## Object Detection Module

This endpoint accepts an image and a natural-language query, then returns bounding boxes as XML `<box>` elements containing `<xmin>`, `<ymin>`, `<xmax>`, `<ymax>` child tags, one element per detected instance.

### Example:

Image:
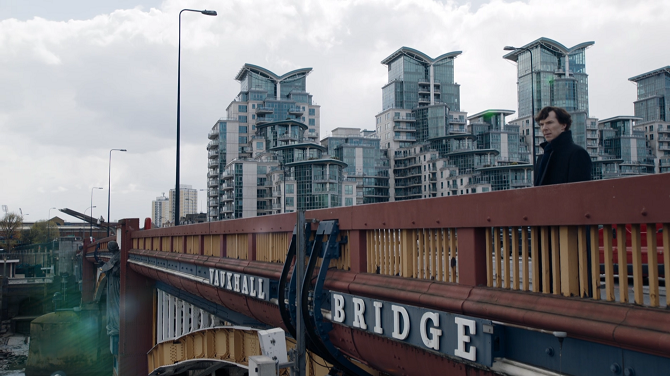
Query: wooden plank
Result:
<box><xmin>486</xmin><ymin>228</ymin><xmax>492</xmax><ymax>287</ymax></box>
<box><xmin>647</xmin><ymin>223</ymin><xmax>659</xmax><ymax>307</ymax></box>
<box><xmin>512</xmin><ymin>227</ymin><xmax>519</xmax><ymax>290</ymax></box>
<box><xmin>450</xmin><ymin>229</ymin><xmax>457</xmax><ymax>283</ymax></box>
<box><xmin>502</xmin><ymin>227</ymin><xmax>510</xmax><ymax>289</ymax></box>
<box><xmin>394</xmin><ymin>230</ymin><xmax>400</xmax><ymax>276</ymax></box>
<box><xmin>551</xmin><ymin>226</ymin><xmax>561</xmax><ymax>295</ymax></box>
<box><xmin>577</xmin><ymin>227</ymin><xmax>588</xmax><ymax>298</ymax></box>
<box><xmin>616</xmin><ymin>224</ymin><xmax>629</xmax><ymax>303</ymax></box>
<box><xmin>521</xmin><ymin>227</ymin><xmax>529</xmax><ymax>291</ymax></box>
<box><xmin>602</xmin><ymin>226</ymin><xmax>615</xmax><ymax>301</ymax></box>
<box><xmin>531</xmin><ymin>227</ymin><xmax>540</xmax><ymax>293</ymax></box>
<box><xmin>664</xmin><ymin>224</ymin><xmax>670</xmax><ymax>308</ymax></box>
<box><xmin>494</xmin><ymin>227</ymin><xmax>502</xmax><ymax>288</ymax></box>
<box><xmin>417</xmin><ymin>230</ymin><xmax>424</xmax><ymax>279</ymax></box>
<box><xmin>429</xmin><ymin>229</ymin><xmax>436</xmax><ymax>280</ymax></box>
<box><xmin>630</xmin><ymin>224</ymin><xmax>643</xmax><ymax>305</ymax></box>
<box><xmin>438</xmin><ymin>229</ymin><xmax>445</xmax><ymax>282</ymax></box>
<box><xmin>559</xmin><ymin>226</ymin><xmax>579</xmax><ymax>297</ymax></box>
<box><xmin>541</xmin><ymin>227</ymin><xmax>550</xmax><ymax>294</ymax></box>
<box><xmin>590</xmin><ymin>226</ymin><xmax>600</xmax><ymax>301</ymax></box>
<box><xmin>401</xmin><ymin>230</ymin><xmax>412</xmax><ymax>278</ymax></box>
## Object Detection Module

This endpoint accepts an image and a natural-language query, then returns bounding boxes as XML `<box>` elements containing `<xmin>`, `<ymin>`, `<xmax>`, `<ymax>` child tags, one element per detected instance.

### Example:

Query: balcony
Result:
<box><xmin>208</xmin><ymin>128</ymin><xmax>219</xmax><ymax>139</ymax></box>
<box><xmin>208</xmin><ymin>159</ymin><xmax>219</xmax><ymax>168</ymax></box>
<box><xmin>208</xmin><ymin>149</ymin><xmax>219</xmax><ymax>159</ymax></box>
<box><xmin>207</xmin><ymin>179</ymin><xmax>218</xmax><ymax>188</ymax></box>
<box><xmin>394</xmin><ymin>135</ymin><xmax>416</xmax><ymax>141</ymax></box>
<box><xmin>207</xmin><ymin>140</ymin><xmax>219</xmax><ymax>150</ymax></box>
<box><xmin>394</xmin><ymin>125</ymin><xmax>416</xmax><ymax>132</ymax></box>
<box><xmin>219</xmin><ymin>206</ymin><xmax>233</xmax><ymax>214</ymax></box>
<box><xmin>394</xmin><ymin>115</ymin><xmax>416</xmax><ymax>122</ymax></box>
<box><xmin>278</xmin><ymin>133</ymin><xmax>298</xmax><ymax>142</ymax></box>
<box><xmin>659</xmin><ymin>144</ymin><xmax>670</xmax><ymax>151</ymax></box>
<box><xmin>288</xmin><ymin>106</ymin><xmax>304</xmax><ymax>115</ymax></box>
<box><xmin>448</xmin><ymin>125</ymin><xmax>467</xmax><ymax>133</ymax></box>
<box><xmin>207</xmin><ymin>171</ymin><xmax>218</xmax><ymax>179</ymax></box>
<box><xmin>255</xmin><ymin>106</ymin><xmax>274</xmax><ymax>115</ymax></box>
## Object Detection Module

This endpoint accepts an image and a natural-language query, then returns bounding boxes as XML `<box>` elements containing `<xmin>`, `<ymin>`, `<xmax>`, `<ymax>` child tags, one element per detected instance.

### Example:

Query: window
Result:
<box><xmin>239</xmin><ymin>136</ymin><xmax>247</xmax><ymax>143</ymax></box>
<box><xmin>238</xmin><ymin>105</ymin><xmax>247</xmax><ymax>112</ymax></box>
<box><xmin>309</xmin><ymin>119</ymin><xmax>315</xmax><ymax>126</ymax></box>
<box><xmin>345</xmin><ymin>198</ymin><xmax>353</xmax><ymax>206</ymax></box>
<box><xmin>252</xmin><ymin>114</ymin><xmax>256</xmax><ymax>119</ymax></box>
<box><xmin>286</xmin><ymin>184</ymin><xmax>294</xmax><ymax>194</ymax></box>
<box><xmin>286</xmin><ymin>197</ymin><xmax>294</xmax><ymax>207</ymax></box>
<box><xmin>239</xmin><ymin>126</ymin><xmax>248</xmax><ymax>133</ymax></box>
<box><xmin>309</xmin><ymin>129</ymin><xmax>315</xmax><ymax>133</ymax></box>
<box><xmin>651</xmin><ymin>134</ymin><xmax>654</xmax><ymax>140</ymax></box>
<box><xmin>256</xmin><ymin>142</ymin><xmax>263</xmax><ymax>150</ymax></box>
<box><xmin>650</xmin><ymin>125</ymin><xmax>654</xmax><ymax>132</ymax></box>
<box><xmin>252</xmin><ymin>104</ymin><xmax>256</xmax><ymax>109</ymax></box>
<box><xmin>238</xmin><ymin>115</ymin><xmax>248</xmax><ymax>123</ymax></box>
<box><xmin>345</xmin><ymin>185</ymin><xmax>353</xmax><ymax>195</ymax></box>
<box><xmin>309</xmin><ymin>108</ymin><xmax>315</xmax><ymax>116</ymax></box>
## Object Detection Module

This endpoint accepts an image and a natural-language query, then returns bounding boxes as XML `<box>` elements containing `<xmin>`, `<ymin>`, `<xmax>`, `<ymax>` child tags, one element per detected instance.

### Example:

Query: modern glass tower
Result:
<box><xmin>628</xmin><ymin>66</ymin><xmax>670</xmax><ymax>173</ymax></box>
<box><xmin>208</xmin><ymin>64</ymin><xmax>321</xmax><ymax>221</ymax></box>
<box><xmin>503</xmin><ymin>38</ymin><xmax>595</xmax><ymax>157</ymax></box>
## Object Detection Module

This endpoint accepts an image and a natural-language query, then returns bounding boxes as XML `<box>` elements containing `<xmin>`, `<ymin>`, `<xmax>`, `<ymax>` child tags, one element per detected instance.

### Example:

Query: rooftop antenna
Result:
<box><xmin>2</xmin><ymin>205</ymin><xmax>7</xmax><ymax>214</ymax></box>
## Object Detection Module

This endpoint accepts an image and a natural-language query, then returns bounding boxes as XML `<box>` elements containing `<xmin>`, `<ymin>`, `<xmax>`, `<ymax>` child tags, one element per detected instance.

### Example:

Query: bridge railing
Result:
<box><xmin>130</xmin><ymin>174</ymin><xmax>669</xmax><ymax>309</ymax></box>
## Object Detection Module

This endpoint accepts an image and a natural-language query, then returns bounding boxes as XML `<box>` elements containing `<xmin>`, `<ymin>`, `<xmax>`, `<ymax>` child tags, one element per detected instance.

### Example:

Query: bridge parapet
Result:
<box><xmin>123</xmin><ymin>174</ymin><xmax>670</xmax><ymax>373</ymax></box>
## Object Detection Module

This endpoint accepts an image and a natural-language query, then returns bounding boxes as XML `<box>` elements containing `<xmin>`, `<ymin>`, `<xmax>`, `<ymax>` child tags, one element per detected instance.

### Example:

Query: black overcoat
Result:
<box><xmin>534</xmin><ymin>130</ymin><xmax>592</xmax><ymax>186</ymax></box>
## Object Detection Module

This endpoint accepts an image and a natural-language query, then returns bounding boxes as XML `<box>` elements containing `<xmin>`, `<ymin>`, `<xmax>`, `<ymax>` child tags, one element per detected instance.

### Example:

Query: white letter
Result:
<box><xmin>234</xmin><ymin>274</ymin><xmax>241</xmax><ymax>292</ymax></box>
<box><xmin>226</xmin><ymin>273</ymin><xmax>233</xmax><ymax>290</ymax></box>
<box><xmin>250</xmin><ymin>277</ymin><xmax>257</xmax><ymax>297</ymax></box>
<box><xmin>209</xmin><ymin>269</ymin><xmax>215</xmax><ymax>285</ymax></box>
<box><xmin>242</xmin><ymin>275</ymin><xmax>249</xmax><ymax>294</ymax></box>
<box><xmin>258</xmin><ymin>278</ymin><xmax>266</xmax><ymax>299</ymax></box>
<box><xmin>352</xmin><ymin>298</ymin><xmax>367</xmax><ymax>330</ymax></box>
<box><xmin>219</xmin><ymin>271</ymin><xmax>225</xmax><ymax>288</ymax></box>
<box><xmin>420</xmin><ymin>312</ymin><xmax>442</xmax><ymax>350</ymax></box>
<box><xmin>391</xmin><ymin>305</ymin><xmax>410</xmax><ymax>340</ymax></box>
<box><xmin>373</xmin><ymin>301</ymin><xmax>383</xmax><ymax>334</ymax></box>
<box><xmin>454</xmin><ymin>317</ymin><xmax>476</xmax><ymax>361</ymax></box>
<box><xmin>213</xmin><ymin>270</ymin><xmax>219</xmax><ymax>287</ymax></box>
<box><xmin>333</xmin><ymin>294</ymin><xmax>345</xmax><ymax>323</ymax></box>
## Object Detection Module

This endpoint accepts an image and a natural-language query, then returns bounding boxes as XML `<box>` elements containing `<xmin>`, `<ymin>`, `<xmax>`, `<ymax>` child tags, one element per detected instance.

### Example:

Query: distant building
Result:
<box><xmin>168</xmin><ymin>185</ymin><xmax>197</xmax><ymax>224</ymax></box>
<box><xmin>321</xmin><ymin>128</ymin><xmax>390</xmax><ymax>205</ymax></box>
<box><xmin>504</xmin><ymin>38</ymin><xmax>596</xmax><ymax>157</ymax></box>
<box><xmin>208</xmin><ymin>65</ymin><xmax>321</xmax><ymax>221</ymax></box>
<box><xmin>598</xmin><ymin>116</ymin><xmax>654</xmax><ymax>176</ymax></box>
<box><xmin>628</xmin><ymin>66</ymin><xmax>670</xmax><ymax>173</ymax></box>
<box><xmin>151</xmin><ymin>195</ymin><xmax>169</xmax><ymax>228</ymax></box>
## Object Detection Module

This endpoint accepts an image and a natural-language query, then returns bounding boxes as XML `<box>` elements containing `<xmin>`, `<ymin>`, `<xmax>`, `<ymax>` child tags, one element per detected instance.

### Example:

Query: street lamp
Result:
<box><xmin>108</xmin><ymin>149</ymin><xmax>127</xmax><ymax>236</ymax></box>
<box><xmin>504</xmin><ymin>45</ymin><xmax>536</xmax><ymax>166</ymax></box>
<box><xmin>91</xmin><ymin>187</ymin><xmax>103</xmax><ymax>237</ymax></box>
<box><xmin>175</xmin><ymin>8</ymin><xmax>217</xmax><ymax>227</ymax></box>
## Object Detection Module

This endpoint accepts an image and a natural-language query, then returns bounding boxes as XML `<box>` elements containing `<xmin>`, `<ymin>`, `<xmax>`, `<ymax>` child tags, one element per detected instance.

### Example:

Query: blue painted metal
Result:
<box><xmin>301</xmin><ymin>220</ymin><xmax>371</xmax><ymax>376</ymax></box>
<box><xmin>501</xmin><ymin>325</ymin><xmax>670</xmax><ymax>376</ymax></box>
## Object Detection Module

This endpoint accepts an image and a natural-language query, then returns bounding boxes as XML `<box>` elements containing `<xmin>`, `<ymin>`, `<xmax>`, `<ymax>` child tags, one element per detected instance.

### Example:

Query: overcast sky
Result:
<box><xmin>1</xmin><ymin>0</ymin><xmax>668</xmax><ymax>224</ymax></box>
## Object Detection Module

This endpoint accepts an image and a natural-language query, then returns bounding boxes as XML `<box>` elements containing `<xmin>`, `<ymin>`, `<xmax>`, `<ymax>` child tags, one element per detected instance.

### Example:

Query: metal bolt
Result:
<box><xmin>545</xmin><ymin>347</ymin><xmax>554</xmax><ymax>356</ymax></box>
<box><xmin>624</xmin><ymin>368</ymin><xmax>635</xmax><ymax>376</ymax></box>
<box><xmin>610</xmin><ymin>363</ymin><xmax>621</xmax><ymax>374</ymax></box>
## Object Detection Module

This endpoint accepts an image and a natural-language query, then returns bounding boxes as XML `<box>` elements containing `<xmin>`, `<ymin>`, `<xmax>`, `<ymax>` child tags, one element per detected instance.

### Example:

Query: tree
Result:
<box><xmin>0</xmin><ymin>212</ymin><xmax>23</xmax><ymax>251</ymax></box>
<box><xmin>27</xmin><ymin>220</ymin><xmax>60</xmax><ymax>244</ymax></box>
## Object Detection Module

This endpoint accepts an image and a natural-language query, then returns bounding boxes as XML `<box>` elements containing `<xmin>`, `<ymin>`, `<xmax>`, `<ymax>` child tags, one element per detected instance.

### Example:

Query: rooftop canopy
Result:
<box><xmin>235</xmin><ymin>63</ymin><xmax>312</xmax><ymax>82</ymax></box>
<box><xmin>628</xmin><ymin>66</ymin><xmax>670</xmax><ymax>83</ymax></box>
<box><xmin>381</xmin><ymin>47</ymin><xmax>462</xmax><ymax>66</ymax></box>
<box><xmin>467</xmin><ymin>109</ymin><xmax>515</xmax><ymax>121</ymax></box>
<box><xmin>503</xmin><ymin>37</ymin><xmax>595</xmax><ymax>62</ymax></box>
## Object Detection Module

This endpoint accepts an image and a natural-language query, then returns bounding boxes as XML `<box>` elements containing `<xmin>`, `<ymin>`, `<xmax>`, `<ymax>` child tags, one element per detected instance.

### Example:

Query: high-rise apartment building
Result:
<box><xmin>169</xmin><ymin>184</ymin><xmax>197</xmax><ymax>224</ymax></box>
<box><xmin>208</xmin><ymin>65</ymin><xmax>321</xmax><ymax>221</ymax></box>
<box><xmin>628</xmin><ymin>66</ymin><xmax>670</xmax><ymax>173</ymax></box>
<box><xmin>598</xmin><ymin>116</ymin><xmax>654</xmax><ymax>176</ymax></box>
<box><xmin>321</xmin><ymin>128</ymin><xmax>390</xmax><ymax>205</ymax></box>
<box><xmin>151</xmin><ymin>195</ymin><xmax>169</xmax><ymax>227</ymax></box>
<box><xmin>504</xmin><ymin>38</ymin><xmax>595</xmax><ymax>157</ymax></box>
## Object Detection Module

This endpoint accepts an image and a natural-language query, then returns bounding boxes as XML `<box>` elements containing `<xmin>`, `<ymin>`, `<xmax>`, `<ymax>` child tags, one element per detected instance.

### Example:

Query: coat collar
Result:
<box><xmin>540</xmin><ymin>130</ymin><xmax>574</xmax><ymax>151</ymax></box>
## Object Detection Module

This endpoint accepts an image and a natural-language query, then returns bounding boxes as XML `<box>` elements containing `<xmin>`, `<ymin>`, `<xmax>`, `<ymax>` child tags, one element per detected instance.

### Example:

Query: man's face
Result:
<box><xmin>539</xmin><ymin>111</ymin><xmax>566</xmax><ymax>143</ymax></box>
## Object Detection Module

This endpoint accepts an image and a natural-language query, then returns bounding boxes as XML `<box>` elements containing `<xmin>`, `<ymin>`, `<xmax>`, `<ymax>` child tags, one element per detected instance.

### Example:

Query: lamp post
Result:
<box><xmin>175</xmin><ymin>8</ymin><xmax>217</xmax><ymax>227</ymax></box>
<box><xmin>91</xmin><ymin>187</ymin><xmax>103</xmax><ymax>237</ymax></box>
<box><xmin>47</xmin><ymin>207</ymin><xmax>56</xmax><ymax>246</ymax></box>
<box><xmin>504</xmin><ymin>45</ymin><xmax>536</xmax><ymax>166</ymax></box>
<box><xmin>108</xmin><ymin>149</ymin><xmax>127</xmax><ymax>236</ymax></box>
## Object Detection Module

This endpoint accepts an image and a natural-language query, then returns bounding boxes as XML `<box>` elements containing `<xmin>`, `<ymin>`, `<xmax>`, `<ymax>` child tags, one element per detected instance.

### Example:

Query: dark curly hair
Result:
<box><xmin>535</xmin><ymin>106</ymin><xmax>572</xmax><ymax>130</ymax></box>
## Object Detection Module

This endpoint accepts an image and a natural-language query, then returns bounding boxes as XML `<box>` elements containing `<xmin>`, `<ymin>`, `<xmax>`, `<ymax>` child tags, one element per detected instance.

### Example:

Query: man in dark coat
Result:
<box><xmin>534</xmin><ymin>106</ymin><xmax>592</xmax><ymax>186</ymax></box>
